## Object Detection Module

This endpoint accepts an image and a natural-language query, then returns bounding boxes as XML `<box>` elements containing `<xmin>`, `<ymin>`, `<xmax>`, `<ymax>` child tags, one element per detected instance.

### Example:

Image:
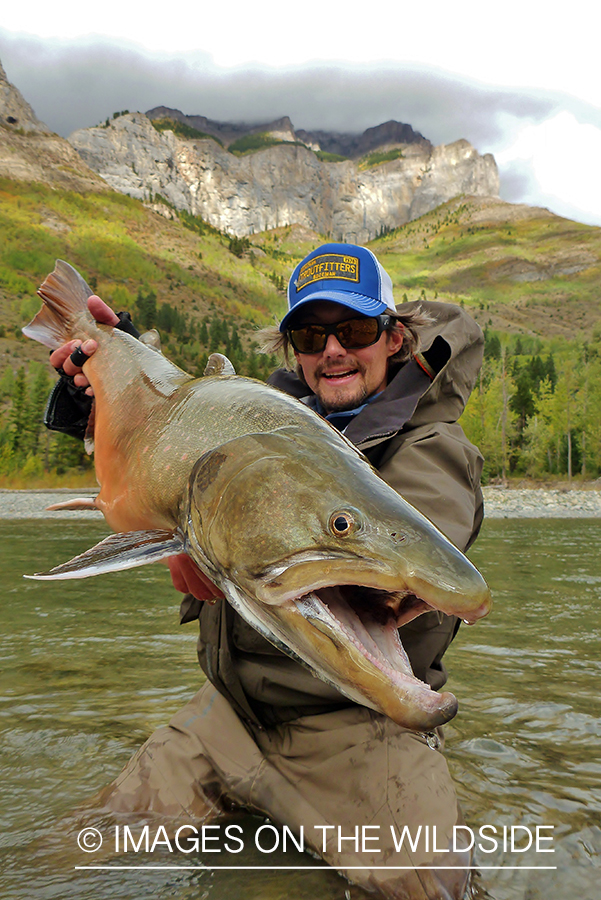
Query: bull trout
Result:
<box><xmin>23</xmin><ymin>260</ymin><xmax>491</xmax><ymax>732</ymax></box>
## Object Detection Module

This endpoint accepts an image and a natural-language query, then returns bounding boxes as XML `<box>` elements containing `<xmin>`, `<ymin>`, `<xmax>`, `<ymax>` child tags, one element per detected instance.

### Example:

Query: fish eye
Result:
<box><xmin>329</xmin><ymin>511</ymin><xmax>356</xmax><ymax>536</ymax></box>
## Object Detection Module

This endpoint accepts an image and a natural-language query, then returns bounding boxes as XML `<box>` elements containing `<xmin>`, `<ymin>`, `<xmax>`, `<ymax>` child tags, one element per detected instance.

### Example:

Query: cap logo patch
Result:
<box><xmin>296</xmin><ymin>253</ymin><xmax>359</xmax><ymax>293</ymax></box>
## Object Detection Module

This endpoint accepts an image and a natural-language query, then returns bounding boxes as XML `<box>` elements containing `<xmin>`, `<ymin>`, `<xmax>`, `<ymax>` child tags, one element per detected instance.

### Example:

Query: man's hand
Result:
<box><xmin>167</xmin><ymin>555</ymin><xmax>225</xmax><ymax>603</ymax></box>
<box><xmin>49</xmin><ymin>296</ymin><xmax>119</xmax><ymax>396</ymax></box>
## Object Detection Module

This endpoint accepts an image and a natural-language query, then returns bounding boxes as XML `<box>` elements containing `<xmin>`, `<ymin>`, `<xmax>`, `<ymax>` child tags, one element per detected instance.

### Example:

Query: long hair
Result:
<box><xmin>256</xmin><ymin>306</ymin><xmax>431</xmax><ymax>372</ymax></box>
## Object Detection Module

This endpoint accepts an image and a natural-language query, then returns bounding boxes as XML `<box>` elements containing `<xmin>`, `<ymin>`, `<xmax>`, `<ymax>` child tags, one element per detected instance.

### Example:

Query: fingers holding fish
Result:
<box><xmin>87</xmin><ymin>294</ymin><xmax>119</xmax><ymax>327</ymax></box>
<box><xmin>48</xmin><ymin>296</ymin><xmax>116</xmax><ymax>395</ymax></box>
<box><xmin>50</xmin><ymin>338</ymin><xmax>98</xmax><ymax>393</ymax></box>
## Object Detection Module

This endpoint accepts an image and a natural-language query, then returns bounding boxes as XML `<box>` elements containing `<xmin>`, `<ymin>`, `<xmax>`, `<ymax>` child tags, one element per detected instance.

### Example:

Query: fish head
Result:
<box><xmin>184</xmin><ymin>428</ymin><xmax>491</xmax><ymax>732</ymax></box>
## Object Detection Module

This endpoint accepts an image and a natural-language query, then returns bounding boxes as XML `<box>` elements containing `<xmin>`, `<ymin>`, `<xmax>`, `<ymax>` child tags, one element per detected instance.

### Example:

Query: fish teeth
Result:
<box><xmin>294</xmin><ymin>590</ymin><xmax>428</xmax><ymax>689</ymax></box>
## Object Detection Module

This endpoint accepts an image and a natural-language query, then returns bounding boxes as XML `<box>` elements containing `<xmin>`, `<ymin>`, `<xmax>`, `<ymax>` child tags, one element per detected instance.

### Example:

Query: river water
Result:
<box><xmin>0</xmin><ymin>519</ymin><xmax>599</xmax><ymax>900</ymax></box>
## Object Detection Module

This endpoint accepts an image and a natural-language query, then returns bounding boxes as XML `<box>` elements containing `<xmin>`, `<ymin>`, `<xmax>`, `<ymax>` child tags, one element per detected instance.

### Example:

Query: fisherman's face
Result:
<box><xmin>292</xmin><ymin>301</ymin><xmax>404</xmax><ymax>414</ymax></box>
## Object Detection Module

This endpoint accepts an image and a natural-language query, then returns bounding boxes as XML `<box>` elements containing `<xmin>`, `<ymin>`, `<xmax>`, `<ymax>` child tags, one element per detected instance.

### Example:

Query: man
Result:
<box><xmin>46</xmin><ymin>243</ymin><xmax>484</xmax><ymax>899</ymax></box>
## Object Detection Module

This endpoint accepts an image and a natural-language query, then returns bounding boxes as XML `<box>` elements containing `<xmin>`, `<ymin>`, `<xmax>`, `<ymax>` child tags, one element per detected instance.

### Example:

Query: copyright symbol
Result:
<box><xmin>77</xmin><ymin>827</ymin><xmax>103</xmax><ymax>852</ymax></box>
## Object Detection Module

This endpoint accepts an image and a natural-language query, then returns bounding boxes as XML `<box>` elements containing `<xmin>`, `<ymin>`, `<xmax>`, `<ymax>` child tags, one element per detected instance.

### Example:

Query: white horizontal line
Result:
<box><xmin>74</xmin><ymin>865</ymin><xmax>558</xmax><ymax>871</ymax></box>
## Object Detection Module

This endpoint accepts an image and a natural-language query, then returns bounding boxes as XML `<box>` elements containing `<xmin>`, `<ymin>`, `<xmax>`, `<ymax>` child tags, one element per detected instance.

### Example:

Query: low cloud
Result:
<box><xmin>2</xmin><ymin>30</ymin><xmax>600</xmax><ymax>226</ymax></box>
<box><xmin>0</xmin><ymin>30</ymin><xmax>558</xmax><ymax>146</ymax></box>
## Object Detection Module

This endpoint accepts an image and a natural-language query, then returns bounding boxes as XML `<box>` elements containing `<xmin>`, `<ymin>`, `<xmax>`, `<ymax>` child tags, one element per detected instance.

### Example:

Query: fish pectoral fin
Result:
<box><xmin>203</xmin><ymin>353</ymin><xmax>236</xmax><ymax>377</ymax></box>
<box><xmin>24</xmin><ymin>529</ymin><xmax>184</xmax><ymax>580</ymax></box>
<box><xmin>46</xmin><ymin>497</ymin><xmax>99</xmax><ymax>512</ymax></box>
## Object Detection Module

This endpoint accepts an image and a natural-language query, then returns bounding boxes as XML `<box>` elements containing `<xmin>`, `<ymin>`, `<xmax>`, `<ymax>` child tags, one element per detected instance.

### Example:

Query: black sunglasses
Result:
<box><xmin>288</xmin><ymin>314</ymin><xmax>392</xmax><ymax>354</ymax></box>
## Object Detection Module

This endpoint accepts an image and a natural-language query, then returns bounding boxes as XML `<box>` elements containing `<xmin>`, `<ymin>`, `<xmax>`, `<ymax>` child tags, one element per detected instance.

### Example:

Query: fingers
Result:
<box><xmin>167</xmin><ymin>555</ymin><xmax>225</xmax><ymax>602</ymax></box>
<box><xmin>48</xmin><ymin>295</ymin><xmax>117</xmax><ymax>396</ymax></box>
<box><xmin>50</xmin><ymin>339</ymin><xmax>98</xmax><ymax>375</ymax></box>
<box><xmin>87</xmin><ymin>295</ymin><xmax>119</xmax><ymax>326</ymax></box>
<box><xmin>49</xmin><ymin>339</ymin><xmax>98</xmax><ymax>395</ymax></box>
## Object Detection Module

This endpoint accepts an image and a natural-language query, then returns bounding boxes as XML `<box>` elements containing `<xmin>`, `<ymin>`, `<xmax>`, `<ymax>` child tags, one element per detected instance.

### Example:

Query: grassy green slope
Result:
<box><xmin>2</xmin><ymin>176</ymin><xmax>601</xmax><ymax>486</ymax></box>
<box><xmin>3</xmin><ymin>182</ymin><xmax>601</xmax><ymax>376</ymax></box>
<box><xmin>373</xmin><ymin>196</ymin><xmax>601</xmax><ymax>340</ymax></box>
<box><xmin>0</xmin><ymin>177</ymin><xmax>307</xmax><ymax>376</ymax></box>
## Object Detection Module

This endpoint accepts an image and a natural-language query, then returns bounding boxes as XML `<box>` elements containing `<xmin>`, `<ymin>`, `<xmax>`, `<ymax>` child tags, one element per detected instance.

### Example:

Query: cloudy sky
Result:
<box><xmin>1</xmin><ymin>2</ymin><xmax>600</xmax><ymax>227</ymax></box>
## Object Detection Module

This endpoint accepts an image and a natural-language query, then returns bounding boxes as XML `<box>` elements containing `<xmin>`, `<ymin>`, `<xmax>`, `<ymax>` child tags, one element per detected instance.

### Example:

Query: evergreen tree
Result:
<box><xmin>136</xmin><ymin>289</ymin><xmax>157</xmax><ymax>329</ymax></box>
<box><xmin>9</xmin><ymin>367</ymin><xmax>28</xmax><ymax>454</ymax></box>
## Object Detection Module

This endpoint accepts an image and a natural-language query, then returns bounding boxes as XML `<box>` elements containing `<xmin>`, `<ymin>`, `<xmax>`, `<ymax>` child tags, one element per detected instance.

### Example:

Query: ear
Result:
<box><xmin>385</xmin><ymin>323</ymin><xmax>405</xmax><ymax>357</ymax></box>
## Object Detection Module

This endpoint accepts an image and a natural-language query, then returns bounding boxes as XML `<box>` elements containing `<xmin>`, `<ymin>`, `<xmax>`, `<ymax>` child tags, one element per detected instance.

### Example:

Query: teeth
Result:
<box><xmin>294</xmin><ymin>588</ymin><xmax>428</xmax><ymax>690</ymax></box>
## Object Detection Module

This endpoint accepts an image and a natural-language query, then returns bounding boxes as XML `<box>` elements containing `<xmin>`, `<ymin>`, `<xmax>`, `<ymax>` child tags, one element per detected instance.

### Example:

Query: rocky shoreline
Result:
<box><xmin>1</xmin><ymin>487</ymin><xmax>601</xmax><ymax>520</ymax></box>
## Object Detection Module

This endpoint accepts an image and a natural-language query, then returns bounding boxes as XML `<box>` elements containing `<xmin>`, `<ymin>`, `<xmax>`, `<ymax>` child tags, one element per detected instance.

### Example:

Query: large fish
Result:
<box><xmin>23</xmin><ymin>261</ymin><xmax>491</xmax><ymax>732</ymax></box>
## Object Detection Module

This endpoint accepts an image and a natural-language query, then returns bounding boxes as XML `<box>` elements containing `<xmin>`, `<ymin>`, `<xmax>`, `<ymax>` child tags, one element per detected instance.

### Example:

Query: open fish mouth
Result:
<box><xmin>294</xmin><ymin>585</ymin><xmax>428</xmax><ymax>691</ymax></box>
<box><xmin>227</xmin><ymin>571</ymin><xmax>463</xmax><ymax>731</ymax></box>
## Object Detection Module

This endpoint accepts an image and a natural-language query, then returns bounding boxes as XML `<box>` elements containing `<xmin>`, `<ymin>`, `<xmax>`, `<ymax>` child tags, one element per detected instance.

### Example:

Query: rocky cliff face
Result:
<box><xmin>144</xmin><ymin>108</ymin><xmax>432</xmax><ymax>157</ymax></box>
<box><xmin>69</xmin><ymin>112</ymin><xmax>499</xmax><ymax>242</ymax></box>
<box><xmin>0</xmin><ymin>60</ymin><xmax>108</xmax><ymax>192</ymax></box>
<box><xmin>296</xmin><ymin>120</ymin><xmax>432</xmax><ymax>157</ymax></box>
<box><xmin>0</xmin><ymin>60</ymin><xmax>50</xmax><ymax>133</ymax></box>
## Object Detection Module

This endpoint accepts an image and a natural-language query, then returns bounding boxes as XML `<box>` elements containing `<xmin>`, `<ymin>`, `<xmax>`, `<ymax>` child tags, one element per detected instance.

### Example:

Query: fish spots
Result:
<box><xmin>192</xmin><ymin>450</ymin><xmax>228</xmax><ymax>493</ymax></box>
<box><xmin>181</xmin><ymin>453</ymin><xmax>189</xmax><ymax>461</ymax></box>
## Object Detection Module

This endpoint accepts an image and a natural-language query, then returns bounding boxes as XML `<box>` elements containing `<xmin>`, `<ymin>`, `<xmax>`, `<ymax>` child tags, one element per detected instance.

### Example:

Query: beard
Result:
<box><xmin>313</xmin><ymin>358</ymin><xmax>370</xmax><ymax>413</ymax></box>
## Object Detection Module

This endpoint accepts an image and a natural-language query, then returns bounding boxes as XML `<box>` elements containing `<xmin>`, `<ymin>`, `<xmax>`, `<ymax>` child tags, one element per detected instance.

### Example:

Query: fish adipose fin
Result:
<box><xmin>22</xmin><ymin>260</ymin><xmax>94</xmax><ymax>350</ymax></box>
<box><xmin>203</xmin><ymin>353</ymin><xmax>235</xmax><ymax>377</ymax></box>
<box><xmin>24</xmin><ymin>529</ymin><xmax>184</xmax><ymax>580</ymax></box>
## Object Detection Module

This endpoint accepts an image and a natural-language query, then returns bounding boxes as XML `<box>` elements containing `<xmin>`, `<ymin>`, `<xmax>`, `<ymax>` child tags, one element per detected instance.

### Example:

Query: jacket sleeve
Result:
<box><xmin>367</xmin><ymin>421</ymin><xmax>484</xmax><ymax>690</ymax></box>
<box><xmin>374</xmin><ymin>420</ymin><xmax>483</xmax><ymax>552</ymax></box>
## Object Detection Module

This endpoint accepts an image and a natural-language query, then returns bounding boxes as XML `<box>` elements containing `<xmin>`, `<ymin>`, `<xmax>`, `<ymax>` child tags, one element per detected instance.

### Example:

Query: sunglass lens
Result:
<box><xmin>289</xmin><ymin>317</ymin><xmax>384</xmax><ymax>352</ymax></box>
<box><xmin>337</xmin><ymin>318</ymin><xmax>379</xmax><ymax>348</ymax></box>
<box><xmin>290</xmin><ymin>325</ymin><xmax>326</xmax><ymax>353</ymax></box>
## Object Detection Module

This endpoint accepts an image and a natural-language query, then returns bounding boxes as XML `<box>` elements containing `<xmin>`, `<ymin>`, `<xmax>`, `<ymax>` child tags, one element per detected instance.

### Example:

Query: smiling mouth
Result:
<box><xmin>321</xmin><ymin>368</ymin><xmax>359</xmax><ymax>380</ymax></box>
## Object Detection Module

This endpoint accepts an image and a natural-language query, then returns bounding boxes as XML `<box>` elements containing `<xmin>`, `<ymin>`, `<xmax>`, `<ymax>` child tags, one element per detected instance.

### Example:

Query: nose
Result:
<box><xmin>322</xmin><ymin>332</ymin><xmax>346</xmax><ymax>358</ymax></box>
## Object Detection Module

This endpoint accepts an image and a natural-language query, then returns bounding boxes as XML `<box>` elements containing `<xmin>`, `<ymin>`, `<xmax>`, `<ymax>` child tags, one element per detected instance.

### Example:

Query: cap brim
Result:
<box><xmin>280</xmin><ymin>291</ymin><xmax>388</xmax><ymax>332</ymax></box>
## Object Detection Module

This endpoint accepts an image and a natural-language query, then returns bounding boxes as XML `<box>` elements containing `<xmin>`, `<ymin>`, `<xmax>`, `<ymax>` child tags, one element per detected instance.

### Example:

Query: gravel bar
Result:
<box><xmin>2</xmin><ymin>487</ymin><xmax>601</xmax><ymax>520</ymax></box>
<box><xmin>0</xmin><ymin>489</ymin><xmax>103</xmax><ymax>519</ymax></box>
<box><xmin>482</xmin><ymin>486</ymin><xmax>601</xmax><ymax>518</ymax></box>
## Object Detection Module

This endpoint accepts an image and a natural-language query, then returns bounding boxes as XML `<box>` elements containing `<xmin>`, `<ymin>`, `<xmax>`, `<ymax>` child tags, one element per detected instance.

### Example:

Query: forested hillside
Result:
<box><xmin>1</xmin><ymin>179</ymin><xmax>600</xmax><ymax>486</ymax></box>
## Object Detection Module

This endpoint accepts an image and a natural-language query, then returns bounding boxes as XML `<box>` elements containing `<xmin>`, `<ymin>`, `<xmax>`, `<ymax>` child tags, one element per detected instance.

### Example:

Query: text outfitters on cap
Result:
<box><xmin>279</xmin><ymin>243</ymin><xmax>395</xmax><ymax>332</ymax></box>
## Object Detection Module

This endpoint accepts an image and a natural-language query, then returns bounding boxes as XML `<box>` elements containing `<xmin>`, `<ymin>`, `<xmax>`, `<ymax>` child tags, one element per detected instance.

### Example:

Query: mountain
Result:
<box><xmin>68</xmin><ymin>110</ymin><xmax>499</xmax><ymax>242</ymax></box>
<box><xmin>0</xmin><ymin>61</ymin><xmax>108</xmax><ymax>193</ymax></box>
<box><xmin>143</xmin><ymin>109</ymin><xmax>433</xmax><ymax>157</ymax></box>
<box><xmin>1</xmin><ymin>55</ymin><xmax>600</xmax><ymax>351</ymax></box>
<box><xmin>2</xmin><ymin>59</ymin><xmax>601</xmax><ymax>487</ymax></box>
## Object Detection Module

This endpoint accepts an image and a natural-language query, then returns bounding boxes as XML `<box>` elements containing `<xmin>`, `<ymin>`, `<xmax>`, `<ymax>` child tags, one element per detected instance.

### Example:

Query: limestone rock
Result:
<box><xmin>69</xmin><ymin>112</ymin><xmax>500</xmax><ymax>241</ymax></box>
<box><xmin>145</xmin><ymin>108</ymin><xmax>299</xmax><ymax>147</ymax></box>
<box><xmin>0</xmin><ymin>59</ymin><xmax>50</xmax><ymax>133</ymax></box>
<box><xmin>296</xmin><ymin>120</ymin><xmax>432</xmax><ymax>157</ymax></box>
<box><xmin>0</xmin><ymin>59</ymin><xmax>109</xmax><ymax>192</ymax></box>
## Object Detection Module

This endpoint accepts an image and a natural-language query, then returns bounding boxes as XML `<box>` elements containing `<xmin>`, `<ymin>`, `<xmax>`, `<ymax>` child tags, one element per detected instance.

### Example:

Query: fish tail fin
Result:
<box><xmin>22</xmin><ymin>260</ymin><xmax>94</xmax><ymax>350</ymax></box>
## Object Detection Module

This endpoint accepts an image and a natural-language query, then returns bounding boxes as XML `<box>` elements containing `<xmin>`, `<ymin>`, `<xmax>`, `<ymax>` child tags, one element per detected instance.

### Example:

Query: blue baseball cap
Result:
<box><xmin>279</xmin><ymin>243</ymin><xmax>395</xmax><ymax>332</ymax></box>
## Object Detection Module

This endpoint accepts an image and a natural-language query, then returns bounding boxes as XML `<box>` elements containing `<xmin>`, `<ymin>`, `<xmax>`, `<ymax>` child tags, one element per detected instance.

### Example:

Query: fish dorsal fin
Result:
<box><xmin>139</xmin><ymin>329</ymin><xmax>162</xmax><ymax>353</ymax></box>
<box><xmin>204</xmin><ymin>353</ymin><xmax>236</xmax><ymax>377</ymax></box>
<box><xmin>24</xmin><ymin>529</ymin><xmax>184</xmax><ymax>580</ymax></box>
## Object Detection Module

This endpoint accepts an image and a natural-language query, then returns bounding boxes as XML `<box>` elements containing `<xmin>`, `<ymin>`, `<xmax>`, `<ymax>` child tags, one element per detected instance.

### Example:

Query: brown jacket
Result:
<box><xmin>190</xmin><ymin>300</ymin><xmax>484</xmax><ymax>727</ymax></box>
